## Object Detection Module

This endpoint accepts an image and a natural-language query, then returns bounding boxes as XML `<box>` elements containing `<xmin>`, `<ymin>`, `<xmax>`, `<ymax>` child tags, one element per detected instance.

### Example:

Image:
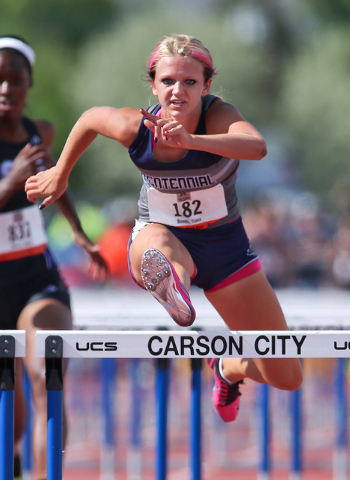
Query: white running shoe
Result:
<box><xmin>141</xmin><ymin>248</ymin><xmax>196</xmax><ymax>327</ymax></box>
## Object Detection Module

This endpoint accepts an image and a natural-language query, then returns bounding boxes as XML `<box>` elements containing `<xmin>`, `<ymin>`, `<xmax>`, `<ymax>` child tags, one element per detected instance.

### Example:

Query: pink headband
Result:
<box><xmin>149</xmin><ymin>49</ymin><xmax>214</xmax><ymax>72</ymax></box>
<box><xmin>149</xmin><ymin>51</ymin><xmax>160</xmax><ymax>70</ymax></box>
<box><xmin>188</xmin><ymin>50</ymin><xmax>214</xmax><ymax>71</ymax></box>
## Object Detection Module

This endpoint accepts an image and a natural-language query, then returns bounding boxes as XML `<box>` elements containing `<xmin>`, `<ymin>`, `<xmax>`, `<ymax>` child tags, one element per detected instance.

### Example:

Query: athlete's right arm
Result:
<box><xmin>25</xmin><ymin>107</ymin><xmax>142</xmax><ymax>208</ymax></box>
<box><xmin>0</xmin><ymin>142</ymin><xmax>52</xmax><ymax>210</ymax></box>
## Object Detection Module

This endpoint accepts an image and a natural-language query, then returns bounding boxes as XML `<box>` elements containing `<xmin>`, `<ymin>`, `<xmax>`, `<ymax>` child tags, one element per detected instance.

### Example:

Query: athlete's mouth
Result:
<box><xmin>0</xmin><ymin>99</ymin><xmax>15</xmax><ymax>110</ymax></box>
<box><xmin>171</xmin><ymin>100</ymin><xmax>185</xmax><ymax>106</ymax></box>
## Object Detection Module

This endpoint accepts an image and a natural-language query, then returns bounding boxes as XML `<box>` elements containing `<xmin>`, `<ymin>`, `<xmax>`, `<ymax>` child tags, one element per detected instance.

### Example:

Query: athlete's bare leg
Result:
<box><xmin>17</xmin><ymin>298</ymin><xmax>72</xmax><ymax>480</ymax></box>
<box><xmin>129</xmin><ymin>223</ymin><xmax>194</xmax><ymax>289</ymax></box>
<box><xmin>205</xmin><ymin>270</ymin><xmax>303</xmax><ymax>391</ymax></box>
<box><xmin>14</xmin><ymin>359</ymin><xmax>27</xmax><ymax>451</ymax></box>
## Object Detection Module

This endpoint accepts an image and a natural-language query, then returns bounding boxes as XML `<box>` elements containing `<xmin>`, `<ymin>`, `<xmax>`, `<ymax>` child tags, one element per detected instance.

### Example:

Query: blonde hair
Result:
<box><xmin>147</xmin><ymin>34</ymin><xmax>216</xmax><ymax>83</ymax></box>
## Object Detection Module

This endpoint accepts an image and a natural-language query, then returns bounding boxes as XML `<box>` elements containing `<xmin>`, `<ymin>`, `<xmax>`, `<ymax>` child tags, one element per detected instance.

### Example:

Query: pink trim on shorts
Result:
<box><xmin>190</xmin><ymin>263</ymin><xmax>198</xmax><ymax>282</ymax></box>
<box><xmin>205</xmin><ymin>258</ymin><xmax>262</xmax><ymax>293</ymax></box>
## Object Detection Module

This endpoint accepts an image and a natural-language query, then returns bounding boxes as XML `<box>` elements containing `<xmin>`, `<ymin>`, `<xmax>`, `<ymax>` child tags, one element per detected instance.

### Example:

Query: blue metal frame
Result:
<box><xmin>101</xmin><ymin>358</ymin><xmax>116</xmax><ymax>448</ymax></box>
<box><xmin>0</xmin><ymin>335</ymin><xmax>16</xmax><ymax>480</ymax></box>
<box><xmin>0</xmin><ymin>390</ymin><xmax>15</xmax><ymax>480</ymax></box>
<box><xmin>45</xmin><ymin>335</ymin><xmax>64</xmax><ymax>480</ymax></box>
<box><xmin>129</xmin><ymin>358</ymin><xmax>142</xmax><ymax>450</ymax></box>
<box><xmin>47</xmin><ymin>390</ymin><xmax>63</xmax><ymax>480</ymax></box>
<box><xmin>258</xmin><ymin>384</ymin><xmax>270</xmax><ymax>478</ymax></box>
<box><xmin>190</xmin><ymin>358</ymin><xmax>202</xmax><ymax>480</ymax></box>
<box><xmin>155</xmin><ymin>358</ymin><xmax>170</xmax><ymax>480</ymax></box>
<box><xmin>290</xmin><ymin>388</ymin><xmax>302</xmax><ymax>478</ymax></box>
<box><xmin>22</xmin><ymin>368</ymin><xmax>33</xmax><ymax>473</ymax></box>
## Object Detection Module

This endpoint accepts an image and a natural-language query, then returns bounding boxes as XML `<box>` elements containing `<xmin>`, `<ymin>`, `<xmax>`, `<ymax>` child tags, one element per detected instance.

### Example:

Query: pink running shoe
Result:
<box><xmin>141</xmin><ymin>248</ymin><xmax>196</xmax><ymax>327</ymax></box>
<box><xmin>206</xmin><ymin>358</ymin><xmax>243</xmax><ymax>422</ymax></box>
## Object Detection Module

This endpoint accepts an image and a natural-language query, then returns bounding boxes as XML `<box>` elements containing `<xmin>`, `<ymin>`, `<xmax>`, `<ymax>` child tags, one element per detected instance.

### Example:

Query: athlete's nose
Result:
<box><xmin>172</xmin><ymin>81</ymin><xmax>184</xmax><ymax>94</ymax></box>
<box><xmin>0</xmin><ymin>81</ymin><xmax>10</xmax><ymax>94</ymax></box>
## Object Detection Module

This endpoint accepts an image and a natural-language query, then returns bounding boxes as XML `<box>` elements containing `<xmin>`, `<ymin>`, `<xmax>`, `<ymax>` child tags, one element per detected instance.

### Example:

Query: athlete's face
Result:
<box><xmin>0</xmin><ymin>51</ymin><xmax>32</xmax><ymax>121</ymax></box>
<box><xmin>152</xmin><ymin>56</ymin><xmax>211</xmax><ymax>119</ymax></box>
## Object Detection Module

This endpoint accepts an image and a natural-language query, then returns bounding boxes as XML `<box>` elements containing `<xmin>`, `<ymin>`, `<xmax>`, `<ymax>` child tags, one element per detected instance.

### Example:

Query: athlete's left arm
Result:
<box><xmin>35</xmin><ymin>121</ymin><xmax>109</xmax><ymax>280</ymax></box>
<box><xmin>190</xmin><ymin>100</ymin><xmax>267</xmax><ymax>160</ymax></box>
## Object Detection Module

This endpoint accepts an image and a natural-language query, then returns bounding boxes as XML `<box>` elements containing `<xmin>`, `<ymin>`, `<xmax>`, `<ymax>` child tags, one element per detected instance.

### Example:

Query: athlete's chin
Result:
<box><xmin>167</xmin><ymin>106</ymin><xmax>189</xmax><ymax>118</ymax></box>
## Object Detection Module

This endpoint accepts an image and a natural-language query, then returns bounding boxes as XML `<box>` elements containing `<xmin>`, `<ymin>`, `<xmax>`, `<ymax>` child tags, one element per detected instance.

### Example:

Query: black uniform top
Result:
<box><xmin>0</xmin><ymin>117</ymin><xmax>57</xmax><ymax>287</ymax></box>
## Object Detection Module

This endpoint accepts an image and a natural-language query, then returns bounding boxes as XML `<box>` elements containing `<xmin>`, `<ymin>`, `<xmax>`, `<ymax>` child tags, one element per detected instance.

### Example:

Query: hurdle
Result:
<box><xmin>36</xmin><ymin>329</ymin><xmax>350</xmax><ymax>480</ymax></box>
<box><xmin>0</xmin><ymin>331</ymin><xmax>26</xmax><ymax>480</ymax></box>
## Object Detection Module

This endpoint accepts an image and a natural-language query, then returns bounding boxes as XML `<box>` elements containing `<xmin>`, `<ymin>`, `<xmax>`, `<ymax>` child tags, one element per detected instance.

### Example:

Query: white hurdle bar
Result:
<box><xmin>0</xmin><ymin>331</ymin><xmax>26</xmax><ymax>480</ymax></box>
<box><xmin>35</xmin><ymin>329</ymin><xmax>350</xmax><ymax>480</ymax></box>
<box><xmin>36</xmin><ymin>329</ymin><xmax>350</xmax><ymax>359</ymax></box>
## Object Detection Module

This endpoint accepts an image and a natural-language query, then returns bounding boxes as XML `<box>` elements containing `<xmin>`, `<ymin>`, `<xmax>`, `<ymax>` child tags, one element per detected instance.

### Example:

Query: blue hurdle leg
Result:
<box><xmin>45</xmin><ymin>336</ymin><xmax>64</xmax><ymax>480</ymax></box>
<box><xmin>333</xmin><ymin>358</ymin><xmax>348</xmax><ymax>480</ymax></box>
<box><xmin>127</xmin><ymin>358</ymin><xmax>142</xmax><ymax>480</ymax></box>
<box><xmin>100</xmin><ymin>358</ymin><xmax>116</xmax><ymax>478</ymax></box>
<box><xmin>155</xmin><ymin>358</ymin><xmax>170</xmax><ymax>480</ymax></box>
<box><xmin>190</xmin><ymin>358</ymin><xmax>202</xmax><ymax>480</ymax></box>
<box><xmin>22</xmin><ymin>367</ymin><xmax>33</xmax><ymax>475</ymax></box>
<box><xmin>290</xmin><ymin>387</ymin><xmax>302</xmax><ymax>480</ymax></box>
<box><xmin>0</xmin><ymin>335</ymin><xmax>16</xmax><ymax>480</ymax></box>
<box><xmin>257</xmin><ymin>383</ymin><xmax>270</xmax><ymax>480</ymax></box>
<box><xmin>47</xmin><ymin>390</ymin><xmax>63</xmax><ymax>480</ymax></box>
<box><xmin>0</xmin><ymin>390</ymin><xmax>15</xmax><ymax>480</ymax></box>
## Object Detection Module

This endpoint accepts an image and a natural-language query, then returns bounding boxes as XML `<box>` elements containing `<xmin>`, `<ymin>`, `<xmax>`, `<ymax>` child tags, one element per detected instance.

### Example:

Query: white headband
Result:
<box><xmin>0</xmin><ymin>37</ymin><xmax>35</xmax><ymax>67</ymax></box>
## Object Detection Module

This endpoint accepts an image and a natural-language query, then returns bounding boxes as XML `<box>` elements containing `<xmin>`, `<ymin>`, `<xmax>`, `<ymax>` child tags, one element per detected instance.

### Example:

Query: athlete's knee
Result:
<box><xmin>269</xmin><ymin>364</ymin><xmax>304</xmax><ymax>391</ymax></box>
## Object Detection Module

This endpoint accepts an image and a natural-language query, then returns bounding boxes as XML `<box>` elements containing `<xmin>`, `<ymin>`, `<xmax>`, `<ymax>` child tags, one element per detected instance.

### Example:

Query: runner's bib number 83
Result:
<box><xmin>147</xmin><ymin>184</ymin><xmax>228</xmax><ymax>228</ymax></box>
<box><xmin>0</xmin><ymin>205</ymin><xmax>47</xmax><ymax>261</ymax></box>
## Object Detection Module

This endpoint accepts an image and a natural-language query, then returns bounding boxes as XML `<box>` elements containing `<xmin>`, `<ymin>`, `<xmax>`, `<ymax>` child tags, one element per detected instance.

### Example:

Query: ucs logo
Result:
<box><xmin>76</xmin><ymin>342</ymin><xmax>117</xmax><ymax>351</ymax></box>
<box><xmin>334</xmin><ymin>341</ymin><xmax>350</xmax><ymax>351</ymax></box>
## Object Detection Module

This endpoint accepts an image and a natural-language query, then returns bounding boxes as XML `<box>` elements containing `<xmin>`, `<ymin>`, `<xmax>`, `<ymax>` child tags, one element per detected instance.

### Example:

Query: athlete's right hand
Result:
<box><xmin>25</xmin><ymin>165</ymin><xmax>68</xmax><ymax>209</ymax></box>
<box><xmin>6</xmin><ymin>143</ymin><xmax>52</xmax><ymax>191</ymax></box>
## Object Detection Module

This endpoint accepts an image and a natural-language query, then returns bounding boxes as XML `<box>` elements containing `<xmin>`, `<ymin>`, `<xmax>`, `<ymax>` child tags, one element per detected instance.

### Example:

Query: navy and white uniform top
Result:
<box><xmin>128</xmin><ymin>95</ymin><xmax>240</xmax><ymax>229</ymax></box>
<box><xmin>0</xmin><ymin>117</ymin><xmax>55</xmax><ymax>287</ymax></box>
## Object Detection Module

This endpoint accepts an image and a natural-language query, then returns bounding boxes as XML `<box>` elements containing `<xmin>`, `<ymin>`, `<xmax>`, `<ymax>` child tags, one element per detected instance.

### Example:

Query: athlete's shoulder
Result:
<box><xmin>33</xmin><ymin>119</ymin><xmax>56</xmax><ymax>147</ymax></box>
<box><xmin>108</xmin><ymin>107</ymin><xmax>143</xmax><ymax>148</ymax></box>
<box><xmin>205</xmin><ymin>97</ymin><xmax>245</xmax><ymax>134</ymax></box>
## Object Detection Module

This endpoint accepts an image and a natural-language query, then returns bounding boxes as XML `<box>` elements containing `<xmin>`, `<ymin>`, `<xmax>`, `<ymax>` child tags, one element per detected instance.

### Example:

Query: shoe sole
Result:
<box><xmin>141</xmin><ymin>249</ymin><xmax>196</xmax><ymax>327</ymax></box>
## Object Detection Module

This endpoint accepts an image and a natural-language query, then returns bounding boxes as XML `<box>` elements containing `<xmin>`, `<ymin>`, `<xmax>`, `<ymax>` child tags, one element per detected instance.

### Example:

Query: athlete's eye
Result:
<box><xmin>161</xmin><ymin>78</ymin><xmax>174</xmax><ymax>86</ymax></box>
<box><xmin>12</xmin><ymin>77</ymin><xmax>24</xmax><ymax>86</ymax></box>
<box><xmin>185</xmin><ymin>79</ymin><xmax>196</xmax><ymax>86</ymax></box>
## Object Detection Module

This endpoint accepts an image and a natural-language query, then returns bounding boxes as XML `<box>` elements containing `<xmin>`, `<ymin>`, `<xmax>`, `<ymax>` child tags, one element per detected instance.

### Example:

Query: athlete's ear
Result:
<box><xmin>201</xmin><ymin>78</ymin><xmax>212</xmax><ymax>97</ymax></box>
<box><xmin>151</xmin><ymin>81</ymin><xmax>158</xmax><ymax>97</ymax></box>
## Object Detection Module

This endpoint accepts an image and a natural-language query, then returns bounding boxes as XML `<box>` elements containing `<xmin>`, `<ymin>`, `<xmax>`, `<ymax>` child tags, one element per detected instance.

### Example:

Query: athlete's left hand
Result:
<box><xmin>73</xmin><ymin>230</ymin><xmax>109</xmax><ymax>281</ymax></box>
<box><xmin>140</xmin><ymin>109</ymin><xmax>192</xmax><ymax>148</ymax></box>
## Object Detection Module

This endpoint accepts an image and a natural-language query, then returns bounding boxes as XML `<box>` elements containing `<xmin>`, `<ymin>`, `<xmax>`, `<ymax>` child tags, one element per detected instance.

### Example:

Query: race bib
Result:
<box><xmin>147</xmin><ymin>184</ymin><xmax>228</xmax><ymax>228</ymax></box>
<box><xmin>0</xmin><ymin>205</ymin><xmax>47</xmax><ymax>261</ymax></box>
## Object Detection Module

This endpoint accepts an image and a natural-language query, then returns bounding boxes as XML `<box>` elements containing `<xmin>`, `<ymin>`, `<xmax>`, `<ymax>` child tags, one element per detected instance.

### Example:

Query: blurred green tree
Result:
<box><xmin>305</xmin><ymin>0</ymin><xmax>350</xmax><ymax>23</ymax></box>
<box><xmin>280</xmin><ymin>26</ymin><xmax>350</xmax><ymax>195</ymax></box>
<box><xmin>0</xmin><ymin>0</ymin><xmax>122</xmax><ymax>184</ymax></box>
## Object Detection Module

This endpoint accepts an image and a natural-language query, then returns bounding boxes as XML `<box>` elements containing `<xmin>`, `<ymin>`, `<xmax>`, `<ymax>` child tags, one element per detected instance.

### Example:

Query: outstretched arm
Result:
<box><xmin>25</xmin><ymin>107</ymin><xmax>142</xmax><ymax>208</ymax></box>
<box><xmin>32</xmin><ymin>120</ymin><xmax>109</xmax><ymax>279</ymax></box>
<box><xmin>141</xmin><ymin>99</ymin><xmax>267</xmax><ymax>160</ymax></box>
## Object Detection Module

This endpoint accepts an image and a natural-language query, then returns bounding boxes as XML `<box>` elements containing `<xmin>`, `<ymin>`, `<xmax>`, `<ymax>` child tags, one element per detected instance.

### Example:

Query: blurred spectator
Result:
<box><xmin>331</xmin><ymin>215</ymin><xmax>350</xmax><ymax>289</ymax></box>
<box><xmin>242</xmin><ymin>191</ymin><xmax>336</xmax><ymax>289</ymax></box>
<box><xmin>47</xmin><ymin>202</ymin><xmax>109</xmax><ymax>286</ymax></box>
<box><xmin>243</xmin><ymin>198</ymin><xmax>291</xmax><ymax>288</ymax></box>
<box><xmin>97</xmin><ymin>197</ymin><xmax>138</xmax><ymax>285</ymax></box>
<box><xmin>288</xmin><ymin>193</ymin><xmax>334</xmax><ymax>289</ymax></box>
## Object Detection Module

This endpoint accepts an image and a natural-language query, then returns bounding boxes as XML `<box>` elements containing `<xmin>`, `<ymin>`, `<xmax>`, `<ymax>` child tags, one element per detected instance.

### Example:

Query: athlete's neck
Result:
<box><xmin>0</xmin><ymin>116</ymin><xmax>29</xmax><ymax>143</ymax></box>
